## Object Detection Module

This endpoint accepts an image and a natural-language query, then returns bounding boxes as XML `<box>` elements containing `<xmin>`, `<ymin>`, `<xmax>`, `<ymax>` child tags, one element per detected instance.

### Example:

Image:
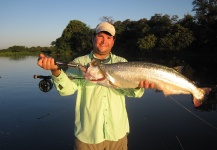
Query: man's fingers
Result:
<box><xmin>139</xmin><ymin>81</ymin><xmax>155</xmax><ymax>89</ymax></box>
<box><xmin>39</xmin><ymin>53</ymin><xmax>45</xmax><ymax>58</ymax></box>
<box><xmin>37</xmin><ymin>55</ymin><xmax>56</xmax><ymax>70</ymax></box>
<box><xmin>150</xmin><ymin>83</ymin><xmax>155</xmax><ymax>89</ymax></box>
<box><xmin>79</xmin><ymin>65</ymin><xmax>87</xmax><ymax>72</ymax></box>
<box><xmin>139</xmin><ymin>81</ymin><xmax>143</xmax><ymax>88</ymax></box>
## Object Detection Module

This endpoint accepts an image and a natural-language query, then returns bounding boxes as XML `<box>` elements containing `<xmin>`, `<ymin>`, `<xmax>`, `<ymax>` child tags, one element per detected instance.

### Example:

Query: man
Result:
<box><xmin>38</xmin><ymin>22</ymin><xmax>154</xmax><ymax>150</ymax></box>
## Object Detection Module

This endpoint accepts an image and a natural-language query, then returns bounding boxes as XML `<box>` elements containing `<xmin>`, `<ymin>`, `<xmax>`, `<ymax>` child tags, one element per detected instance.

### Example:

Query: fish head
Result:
<box><xmin>84</xmin><ymin>59</ymin><xmax>105</xmax><ymax>81</ymax></box>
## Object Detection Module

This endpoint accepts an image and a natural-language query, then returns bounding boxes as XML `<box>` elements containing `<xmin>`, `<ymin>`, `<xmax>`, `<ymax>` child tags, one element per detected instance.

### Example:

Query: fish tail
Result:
<box><xmin>193</xmin><ymin>87</ymin><xmax>212</xmax><ymax>107</ymax></box>
<box><xmin>193</xmin><ymin>98</ymin><xmax>204</xmax><ymax>107</ymax></box>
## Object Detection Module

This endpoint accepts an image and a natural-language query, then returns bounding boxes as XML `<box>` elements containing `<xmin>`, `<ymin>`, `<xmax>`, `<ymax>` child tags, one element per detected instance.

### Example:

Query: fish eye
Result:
<box><xmin>92</xmin><ymin>60</ymin><xmax>100</xmax><ymax>66</ymax></box>
<box><xmin>86</xmin><ymin>63</ymin><xmax>90</xmax><ymax>69</ymax></box>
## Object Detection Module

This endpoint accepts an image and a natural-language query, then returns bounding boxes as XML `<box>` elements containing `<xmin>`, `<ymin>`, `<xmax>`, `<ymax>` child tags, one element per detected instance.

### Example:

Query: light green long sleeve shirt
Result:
<box><xmin>52</xmin><ymin>52</ymin><xmax>144</xmax><ymax>144</ymax></box>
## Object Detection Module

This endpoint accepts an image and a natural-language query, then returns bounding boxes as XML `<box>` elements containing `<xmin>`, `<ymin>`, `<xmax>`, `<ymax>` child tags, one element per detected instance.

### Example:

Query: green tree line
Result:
<box><xmin>1</xmin><ymin>0</ymin><xmax>216</xmax><ymax>59</ymax></box>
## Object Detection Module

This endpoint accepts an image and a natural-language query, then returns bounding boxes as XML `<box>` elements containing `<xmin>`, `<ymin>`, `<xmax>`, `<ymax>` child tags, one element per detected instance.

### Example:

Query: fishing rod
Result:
<box><xmin>35</xmin><ymin>61</ymin><xmax>217</xmax><ymax>95</ymax></box>
<box><xmin>55</xmin><ymin>61</ymin><xmax>80</xmax><ymax>68</ymax></box>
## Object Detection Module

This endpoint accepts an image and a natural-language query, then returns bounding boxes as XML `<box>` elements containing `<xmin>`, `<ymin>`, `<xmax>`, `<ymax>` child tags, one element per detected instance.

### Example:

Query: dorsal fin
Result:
<box><xmin>173</xmin><ymin>66</ymin><xmax>184</xmax><ymax>73</ymax></box>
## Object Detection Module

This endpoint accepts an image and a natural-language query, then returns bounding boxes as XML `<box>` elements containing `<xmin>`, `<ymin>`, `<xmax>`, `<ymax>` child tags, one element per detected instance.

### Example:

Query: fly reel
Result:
<box><xmin>34</xmin><ymin>75</ymin><xmax>53</xmax><ymax>92</ymax></box>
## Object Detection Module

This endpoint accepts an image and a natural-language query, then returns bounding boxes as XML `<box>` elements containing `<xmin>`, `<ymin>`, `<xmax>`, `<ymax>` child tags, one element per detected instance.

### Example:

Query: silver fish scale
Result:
<box><xmin>97</xmin><ymin>61</ymin><xmax>204</xmax><ymax>100</ymax></box>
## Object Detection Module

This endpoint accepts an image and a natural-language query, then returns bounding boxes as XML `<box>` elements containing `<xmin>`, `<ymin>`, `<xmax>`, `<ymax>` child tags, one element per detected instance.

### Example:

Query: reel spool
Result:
<box><xmin>34</xmin><ymin>75</ymin><xmax>53</xmax><ymax>92</ymax></box>
<box><xmin>38</xmin><ymin>79</ymin><xmax>53</xmax><ymax>92</ymax></box>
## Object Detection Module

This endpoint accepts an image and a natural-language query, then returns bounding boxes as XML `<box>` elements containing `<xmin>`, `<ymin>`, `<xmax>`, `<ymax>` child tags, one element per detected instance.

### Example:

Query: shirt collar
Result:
<box><xmin>90</xmin><ymin>51</ymin><xmax>111</xmax><ymax>64</ymax></box>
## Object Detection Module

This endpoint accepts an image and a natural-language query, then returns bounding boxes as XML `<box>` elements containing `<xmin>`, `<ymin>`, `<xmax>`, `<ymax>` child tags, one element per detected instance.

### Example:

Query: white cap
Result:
<box><xmin>95</xmin><ymin>22</ymin><xmax>115</xmax><ymax>36</ymax></box>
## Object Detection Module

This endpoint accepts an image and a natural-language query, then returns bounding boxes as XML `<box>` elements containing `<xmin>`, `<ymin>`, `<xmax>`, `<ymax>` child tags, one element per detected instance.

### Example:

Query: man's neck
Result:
<box><xmin>92</xmin><ymin>52</ymin><xmax>111</xmax><ymax>64</ymax></box>
<box><xmin>93</xmin><ymin>52</ymin><xmax>109</xmax><ymax>60</ymax></box>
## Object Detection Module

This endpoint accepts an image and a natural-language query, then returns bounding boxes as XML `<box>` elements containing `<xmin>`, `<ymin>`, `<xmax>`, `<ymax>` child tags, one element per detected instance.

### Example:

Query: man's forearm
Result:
<box><xmin>51</xmin><ymin>69</ymin><xmax>61</xmax><ymax>77</ymax></box>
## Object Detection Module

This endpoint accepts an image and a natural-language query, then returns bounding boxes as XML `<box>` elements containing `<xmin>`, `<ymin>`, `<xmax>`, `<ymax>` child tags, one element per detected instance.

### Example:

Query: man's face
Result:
<box><xmin>92</xmin><ymin>32</ymin><xmax>115</xmax><ymax>56</ymax></box>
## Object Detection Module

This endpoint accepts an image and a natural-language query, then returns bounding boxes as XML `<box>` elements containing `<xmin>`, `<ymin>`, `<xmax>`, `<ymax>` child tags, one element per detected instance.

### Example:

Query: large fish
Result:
<box><xmin>82</xmin><ymin>59</ymin><xmax>211</xmax><ymax>107</ymax></box>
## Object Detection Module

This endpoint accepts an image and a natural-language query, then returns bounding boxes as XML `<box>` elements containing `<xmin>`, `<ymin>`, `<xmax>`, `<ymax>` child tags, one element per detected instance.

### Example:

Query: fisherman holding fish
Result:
<box><xmin>38</xmin><ymin>22</ymin><xmax>155</xmax><ymax>150</ymax></box>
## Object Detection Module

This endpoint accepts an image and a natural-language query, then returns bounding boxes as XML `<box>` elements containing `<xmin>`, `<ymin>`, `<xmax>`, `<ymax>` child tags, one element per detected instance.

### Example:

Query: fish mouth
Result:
<box><xmin>89</xmin><ymin>76</ymin><xmax>106</xmax><ymax>81</ymax></box>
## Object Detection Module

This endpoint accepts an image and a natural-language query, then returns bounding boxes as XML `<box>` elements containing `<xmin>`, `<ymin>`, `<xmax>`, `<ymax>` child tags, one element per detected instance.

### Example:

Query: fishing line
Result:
<box><xmin>169</xmin><ymin>96</ymin><xmax>217</xmax><ymax>130</ymax></box>
<box><xmin>176</xmin><ymin>136</ymin><xmax>185</xmax><ymax>150</ymax></box>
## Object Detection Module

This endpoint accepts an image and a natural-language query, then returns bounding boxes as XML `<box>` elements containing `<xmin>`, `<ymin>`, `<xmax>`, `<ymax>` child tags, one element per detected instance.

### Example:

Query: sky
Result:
<box><xmin>0</xmin><ymin>0</ymin><xmax>195</xmax><ymax>49</ymax></box>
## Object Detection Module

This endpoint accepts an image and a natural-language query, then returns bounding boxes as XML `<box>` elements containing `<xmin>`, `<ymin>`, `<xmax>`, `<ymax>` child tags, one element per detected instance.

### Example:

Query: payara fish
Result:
<box><xmin>82</xmin><ymin>59</ymin><xmax>211</xmax><ymax>107</ymax></box>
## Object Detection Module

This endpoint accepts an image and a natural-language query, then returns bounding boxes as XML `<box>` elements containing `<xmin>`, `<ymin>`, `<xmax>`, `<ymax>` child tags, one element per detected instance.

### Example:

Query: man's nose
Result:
<box><xmin>101</xmin><ymin>38</ymin><xmax>104</xmax><ymax>43</ymax></box>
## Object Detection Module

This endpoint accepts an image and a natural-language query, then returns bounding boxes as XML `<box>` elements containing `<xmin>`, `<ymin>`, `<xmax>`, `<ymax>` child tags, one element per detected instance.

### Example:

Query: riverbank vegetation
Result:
<box><xmin>1</xmin><ymin>0</ymin><xmax>216</xmax><ymax>60</ymax></box>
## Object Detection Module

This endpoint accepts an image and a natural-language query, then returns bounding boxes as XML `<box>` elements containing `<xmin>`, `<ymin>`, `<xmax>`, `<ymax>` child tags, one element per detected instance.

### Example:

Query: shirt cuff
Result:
<box><xmin>51</xmin><ymin>70</ymin><xmax>68</xmax><ymax>90</ymax></box>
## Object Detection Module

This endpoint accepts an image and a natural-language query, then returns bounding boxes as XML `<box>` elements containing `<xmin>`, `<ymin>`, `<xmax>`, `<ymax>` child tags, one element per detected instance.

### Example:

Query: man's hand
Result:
<box><xmin>37</xmin><ymin>53</ymin><xmax>57</xmax><ymax>70</ymax></box>
<box><xmin>139</xmin><ymin>81</ymin><xmax>155</xmax><ymax>89</ymax></box>
<box><xmin>37</xmin><ymin>53</ymin><xmax>60</xmax><ymax>77</ymax></box>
